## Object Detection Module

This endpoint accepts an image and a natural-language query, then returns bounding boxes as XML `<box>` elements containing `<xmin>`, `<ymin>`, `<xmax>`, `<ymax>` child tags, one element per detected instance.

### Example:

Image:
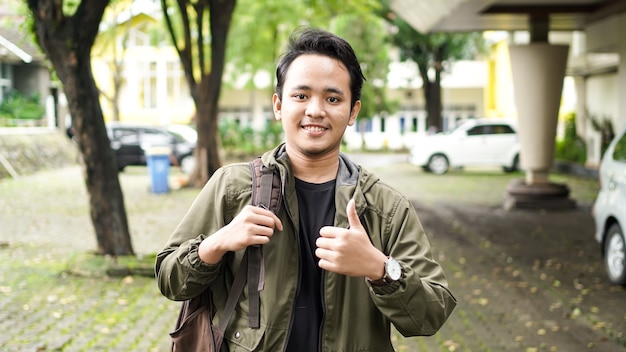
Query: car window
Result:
<box><xmin>467</xmin><ymin>124</ymin><xmax>514</xmax><ymax>136</ymax></box>
<box><xmin>113</xmin><ymin>128</ymin><xmax>140</xmax><ymax>144</ymax></box>
<box><xmin>491</xmin><ymin>124</ymin><xmax>515</xmax><ymax>134</ymax></box>
<box><xmin>467</xmin><ymin>125</ymin><xmax>490</xmax><ymax>136</ymax></box>
<box><xmin>141</xmin><ymin>129</ymin><xmax>172</xmax><ymax>146</ymax></box>
<box><xmin>613</xmin><ymin>131</ymin><xmax>626</xmax><ymax>162</ymax></box>
<box><xmin>168</xmin><ymin>125</ymin><xmax>198</xmax><ymax>143</ymax></box>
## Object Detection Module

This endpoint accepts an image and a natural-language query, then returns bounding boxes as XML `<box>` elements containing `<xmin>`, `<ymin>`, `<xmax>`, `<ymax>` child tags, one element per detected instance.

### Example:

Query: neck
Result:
<box><xmin>287</xmin><ymin>148</ymin><xmax>340</xmax><ymax>183</ymax></box>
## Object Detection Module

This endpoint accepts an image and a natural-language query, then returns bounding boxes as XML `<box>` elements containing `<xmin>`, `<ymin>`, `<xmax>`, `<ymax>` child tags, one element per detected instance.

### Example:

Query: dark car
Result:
<box><xmin>106</xmin><ymin>123</ymin><xmax>197</xmax><ymax>173</ymax></box>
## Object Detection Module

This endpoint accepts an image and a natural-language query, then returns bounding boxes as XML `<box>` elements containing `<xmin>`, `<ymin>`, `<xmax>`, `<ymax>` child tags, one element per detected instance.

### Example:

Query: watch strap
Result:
<box><xmin>366</xmin><ymin>257</ymin><xmax>396</xmax><ymax>286</ymax></box>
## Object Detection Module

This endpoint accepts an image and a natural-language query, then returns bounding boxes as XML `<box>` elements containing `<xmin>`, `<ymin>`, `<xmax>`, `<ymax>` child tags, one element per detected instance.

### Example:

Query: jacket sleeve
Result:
<box><xmin>368</xmin><ymin>196</ymin><xmax>457</xmax><ymax>336</ymax></box>
<box><xmin>154</xmin><ymin>166</ymin><xmax>244</xmax><ymax>301</ymax></box>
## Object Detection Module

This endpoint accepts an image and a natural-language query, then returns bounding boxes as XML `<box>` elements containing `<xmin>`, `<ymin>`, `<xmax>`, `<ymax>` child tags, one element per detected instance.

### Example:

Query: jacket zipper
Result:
<box><xmin>282</xmin><ymin>195</ymin><xmax>300</xmax><ymax>352</ymax></box>
<box><xmin>318</xmin><ymin>270</ymin><xmax>326</xmax><ymax>352</ymax></box>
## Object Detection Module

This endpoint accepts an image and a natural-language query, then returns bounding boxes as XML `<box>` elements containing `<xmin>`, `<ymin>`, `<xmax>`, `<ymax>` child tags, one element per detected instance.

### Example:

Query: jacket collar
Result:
<box><xmin>262</xmin><ymin>143</ymin><xmax>360</xmax><ymax>185</ymax></box>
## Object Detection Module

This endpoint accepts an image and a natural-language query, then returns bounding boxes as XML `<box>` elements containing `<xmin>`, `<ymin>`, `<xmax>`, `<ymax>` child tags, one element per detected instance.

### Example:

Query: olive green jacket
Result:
<box><xmin>155</xmin><ymin>144</ymin><xmax>456</xmax><ymax>352</ymax></box>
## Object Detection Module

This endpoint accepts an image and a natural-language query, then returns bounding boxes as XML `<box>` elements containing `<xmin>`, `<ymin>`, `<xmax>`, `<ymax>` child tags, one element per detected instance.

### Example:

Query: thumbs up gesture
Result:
<box><xmin>316</xmin><ymin>199</ymin><xmax>388</xmax><ymax>279</ymax></box>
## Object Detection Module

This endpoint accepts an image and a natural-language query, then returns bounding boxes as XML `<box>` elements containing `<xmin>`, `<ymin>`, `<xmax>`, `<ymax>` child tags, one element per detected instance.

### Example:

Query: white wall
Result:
<box><xmin>585</xmin><ymin>74</ymin><xmax>619</xmax><ymax>165</ymax></box>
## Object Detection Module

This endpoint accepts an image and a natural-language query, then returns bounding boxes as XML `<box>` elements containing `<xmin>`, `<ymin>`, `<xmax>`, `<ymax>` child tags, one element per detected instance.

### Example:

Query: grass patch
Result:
<box><xmin>65</xmin><ymin>252</ymin><xmax>157</xmax><ymax>278</ymax></box>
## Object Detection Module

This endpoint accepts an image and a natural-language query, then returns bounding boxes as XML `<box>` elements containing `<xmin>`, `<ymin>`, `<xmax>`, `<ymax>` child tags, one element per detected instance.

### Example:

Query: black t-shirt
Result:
<box><xmin>285</xmin><ymin>178</ymin><xmax>336</xmax><ymax>352</ymax></box>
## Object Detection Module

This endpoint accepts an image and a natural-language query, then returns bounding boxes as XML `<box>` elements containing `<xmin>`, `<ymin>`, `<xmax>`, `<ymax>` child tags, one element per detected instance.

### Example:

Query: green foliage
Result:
<box><xmin>381</xmin><ymin>11</ymin><xmax>486</xmax><ymax>73</ymax></box>
<box><xmin>226</xmin><ymin>0</ymin><xmax>380</xmax><ymax>89</ymax></box>
<box><xmin>332</xmin><ymin>13</ymin><xmax>398</xmax><ymax>120</ymax></box>
<box><xmin>377</xmin><ymin>0</ymin><xmax>486</xmax><ymax>131</ymax></box>
<box><xmin>555</xmin><ymin>112</ymin><xmax>587</xmax><ymax>164</ymax></box>
<box><xmin>219</xmin><ymin>118</ymin><xmax>284</xmax><ymax>156</ymax></box>
<box><xmin>0</xmin><ymin>91</ymin><xmax>45</xmax><ymax>126</ymax></box>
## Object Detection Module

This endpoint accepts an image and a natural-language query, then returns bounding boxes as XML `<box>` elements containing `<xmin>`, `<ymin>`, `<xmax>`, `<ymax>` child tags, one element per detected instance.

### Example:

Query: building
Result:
<box><xmin>0</xmin><ymin>27</ymin><xmax>52</xmax><ymax>126</ymax></box>
<box><xmin>389</xmin><ymin>0</ymin><xmax>626</xmax><ymax>208</ymax></box>
<box><xmin>90</xmin><ymin>5</ymin><xmax>490</xmax><ymax>153</ymax></box>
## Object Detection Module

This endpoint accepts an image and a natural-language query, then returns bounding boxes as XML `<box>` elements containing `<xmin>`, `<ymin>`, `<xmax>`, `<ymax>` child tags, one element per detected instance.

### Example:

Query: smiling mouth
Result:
<box><xmin>303</xmin><ymin>125</ymin><xmax>326</xmax><ymax>132</ymax></box>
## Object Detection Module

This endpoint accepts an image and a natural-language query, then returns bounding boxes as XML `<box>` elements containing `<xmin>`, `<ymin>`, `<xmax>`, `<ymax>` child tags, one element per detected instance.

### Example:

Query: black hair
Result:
<box><xmin>275</xmin><ymin>27</ymin><xmax>365</xmax><ymax>109</ymax></box>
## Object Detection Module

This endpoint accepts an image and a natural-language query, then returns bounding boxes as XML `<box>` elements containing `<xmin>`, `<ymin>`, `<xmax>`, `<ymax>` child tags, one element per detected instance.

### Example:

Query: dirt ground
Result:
<box><xmin>406</xmin><ymin>198</ymin><xmax>626</xmax><ymax>351</ymax></box>
<box><xmin>1</xmin><ymin>156</ymin><xmax>625</xmax><ymax>351</ymax></box>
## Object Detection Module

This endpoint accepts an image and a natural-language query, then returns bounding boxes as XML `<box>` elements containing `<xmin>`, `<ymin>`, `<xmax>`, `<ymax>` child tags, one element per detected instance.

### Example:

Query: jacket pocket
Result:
<box><xmin>223</xmin><ymin>313</ymin><xmax>267</xmax><ymax>351</ymax></box>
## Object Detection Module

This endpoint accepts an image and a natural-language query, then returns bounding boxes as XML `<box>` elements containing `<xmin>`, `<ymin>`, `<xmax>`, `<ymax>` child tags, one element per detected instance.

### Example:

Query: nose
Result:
<box><xmin>305</xmin><ymin>97</ymin><xmax>326</xmax><ymax>118</ymax></box>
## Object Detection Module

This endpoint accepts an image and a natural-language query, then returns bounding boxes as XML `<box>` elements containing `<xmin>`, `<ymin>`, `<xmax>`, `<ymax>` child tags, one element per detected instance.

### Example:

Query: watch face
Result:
<box><xmin>386</xmin><ymin>258</ymin><xmax>402</xmax><ymax>281</ymax></box>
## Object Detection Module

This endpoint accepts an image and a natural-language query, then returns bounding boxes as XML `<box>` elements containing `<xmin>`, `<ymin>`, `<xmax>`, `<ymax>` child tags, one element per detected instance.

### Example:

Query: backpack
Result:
<box><xmin>170</xmin><ymin>157</ymin><xmax>281</xmax><ymax>351</ymax></box>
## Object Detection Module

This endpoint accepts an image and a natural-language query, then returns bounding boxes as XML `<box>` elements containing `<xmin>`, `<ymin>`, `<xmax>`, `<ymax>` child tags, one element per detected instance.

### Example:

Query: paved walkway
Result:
<box><xmin>1</xmin><ymin>158</ymin><xmax>624</xmax><ymax>351</ymax></box>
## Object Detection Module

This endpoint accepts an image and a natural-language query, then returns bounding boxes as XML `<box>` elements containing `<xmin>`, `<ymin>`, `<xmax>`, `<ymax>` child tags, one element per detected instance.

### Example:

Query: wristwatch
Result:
<box><xmin>368</xmin><ymin>257</ymin><xmax>402</xmax><ymax>286</ymax></box>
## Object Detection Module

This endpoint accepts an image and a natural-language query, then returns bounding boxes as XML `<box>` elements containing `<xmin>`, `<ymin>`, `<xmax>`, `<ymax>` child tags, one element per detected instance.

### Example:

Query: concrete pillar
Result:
<box><xmin>504</xmin><ymin>15</ymin><xmax>576</xmax><ymax>210</ymax></box>
<box><xmin>509</xmin><ymin>44</ymin><xmax>569</xmax><ymax>184</ymax></box>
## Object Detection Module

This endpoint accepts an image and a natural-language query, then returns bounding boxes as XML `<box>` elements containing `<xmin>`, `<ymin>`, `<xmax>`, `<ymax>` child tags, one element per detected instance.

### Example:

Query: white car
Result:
<box><xmin>593</xmin><ymin>125</ymin><xmax>626</xmax><ymax>285</ymax></box>
<box><xmin>409</xmin><ymin>118</ymin><xmax>520</xmax><ymax>174</ymax></box>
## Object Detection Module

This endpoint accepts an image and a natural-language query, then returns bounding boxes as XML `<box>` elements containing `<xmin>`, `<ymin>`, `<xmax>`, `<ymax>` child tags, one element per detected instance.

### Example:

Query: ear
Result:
<box><xmin>348</xmin><ymin>100</ymin><xmax>361</xmax><ymax>126</ymax></box>
<box><xmin>272</xmin><ymin>93</ymin><xmax>282</xmax><ymax>120</ymax></box>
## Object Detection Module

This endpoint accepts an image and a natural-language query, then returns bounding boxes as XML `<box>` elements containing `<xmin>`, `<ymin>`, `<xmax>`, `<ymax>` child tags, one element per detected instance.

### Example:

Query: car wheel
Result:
<box><xmin>503</xmin><ymin>155</ymin><xmax>520</xmax><ymax>173</ymax></box>
<box><xmin>179</xmin><ymin>155</ymin><xmax>196</xmax><ymax>175</ymax></box>
<box><xmin>428</xmin><ymin>154</ymin><xmax>449</xmax><ymax>175</ymax></box>
<box><xmin>604</xmin><ymin>223</ymin><xmax>626</xmax><ymax>285</ymax></box>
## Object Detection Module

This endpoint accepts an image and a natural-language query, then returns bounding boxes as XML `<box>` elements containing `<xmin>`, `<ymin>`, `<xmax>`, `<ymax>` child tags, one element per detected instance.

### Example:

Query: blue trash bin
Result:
<box><xmin>146</xmin><ymin>147</ymin><xmax>171</xmax><ymax>194</ymax></box>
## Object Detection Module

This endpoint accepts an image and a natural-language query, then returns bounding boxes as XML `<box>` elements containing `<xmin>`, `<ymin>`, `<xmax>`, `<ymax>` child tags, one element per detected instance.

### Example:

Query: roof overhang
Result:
<box><xmin>390</xmin><ymin>0</ymin><xmax>626</xmax><ymax>33</ymax></box>
<box><xmin>0</xmin><ymin>34</ymin><xmax>33</xmax><ymax>64</ymax></box>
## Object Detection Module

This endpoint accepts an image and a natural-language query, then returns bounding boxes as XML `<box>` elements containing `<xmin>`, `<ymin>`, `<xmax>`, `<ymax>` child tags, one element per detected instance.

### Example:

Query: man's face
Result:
<box><xmin>273</xmin><ymin>54</ymin><xmax>360</xmax><ymax>159</ymax></box>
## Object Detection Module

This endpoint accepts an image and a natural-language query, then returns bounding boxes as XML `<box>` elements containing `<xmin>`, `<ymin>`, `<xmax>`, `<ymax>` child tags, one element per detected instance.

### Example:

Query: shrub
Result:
<box><xmin>555</xmin><ymin>112</ymin><xmax>586</xmax><ymax>164</ymax></box>
<box><xmin>0</xmin><ymin>91</ymin><xmax>46</xmax><ymax>126</ymax></box>
<box><xmin>219</xmin><ymin>119</ymin><xmax>283</xmax><ymax>156</ymax></box>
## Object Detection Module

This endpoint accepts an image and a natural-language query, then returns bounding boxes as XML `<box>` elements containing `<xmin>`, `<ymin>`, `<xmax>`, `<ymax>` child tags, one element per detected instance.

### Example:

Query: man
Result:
<box><xmin>156</xmin><ymin>27</ymin><xmax>456</xmax><ymax>351</ymax></box>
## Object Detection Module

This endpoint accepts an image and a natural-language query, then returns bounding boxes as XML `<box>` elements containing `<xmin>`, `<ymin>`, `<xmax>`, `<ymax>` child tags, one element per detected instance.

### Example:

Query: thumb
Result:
<box><xmin>346</xmin><ymin>198</ymin><xmax>363</xmax><ymax>230</ymax></box>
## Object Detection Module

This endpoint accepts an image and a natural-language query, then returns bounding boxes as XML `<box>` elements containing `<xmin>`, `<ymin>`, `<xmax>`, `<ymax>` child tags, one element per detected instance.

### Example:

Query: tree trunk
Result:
<box><xmin>172</xmin><ymin>0</ymin><xmax>236</xmax><ymax>187</ymax></box>
<box><xmin>190</xmin><ymin>84</ymin><xmax>222</xmax><ymax>187</ymax></box>
<box><xmin>28</xmin><ymin>0</ymin><xmax>134</xmax><ymax>256</ymax></box>
<box><xmin>419</xmin><ymin>65</ymin><xmax>443</xmax><ymax>132</ymax></box>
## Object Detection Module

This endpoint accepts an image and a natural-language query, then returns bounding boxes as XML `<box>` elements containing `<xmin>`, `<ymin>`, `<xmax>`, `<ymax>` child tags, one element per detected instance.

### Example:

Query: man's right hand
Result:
<box><xmin>198</xmin><ymin>205</ymin><xmax>283</xmax><ymax>264</ymax></box>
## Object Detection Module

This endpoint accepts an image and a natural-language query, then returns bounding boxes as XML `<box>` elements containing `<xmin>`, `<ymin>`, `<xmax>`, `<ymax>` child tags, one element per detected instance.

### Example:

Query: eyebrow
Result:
<box><xmin>291</xmin><ymin>84</ymin><xmax>346</xmax><ymax>96</ymax></box>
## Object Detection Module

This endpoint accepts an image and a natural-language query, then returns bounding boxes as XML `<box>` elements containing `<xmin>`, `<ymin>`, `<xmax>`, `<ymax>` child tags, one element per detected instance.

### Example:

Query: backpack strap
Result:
<box><xmin>218</xmin><ymin>249</ymin><xmax>250</xmax><ymax>333</ymax></box>
<box><xmin>247</xmin><ymin>157</ymin><xmax>281</xmax><ymax>329</ymax></box>
<box><xmin>250</xmin><ymin>157</ymin><xmax>281</xmax><ymax>214</ymax></box>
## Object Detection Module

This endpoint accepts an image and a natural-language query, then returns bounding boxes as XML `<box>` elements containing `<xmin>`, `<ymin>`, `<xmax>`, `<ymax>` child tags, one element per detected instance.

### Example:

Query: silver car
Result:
<box><xmin>593</xmin><ymin>125</ymin><xmax>626</xmax><ymax>285</ymax></box>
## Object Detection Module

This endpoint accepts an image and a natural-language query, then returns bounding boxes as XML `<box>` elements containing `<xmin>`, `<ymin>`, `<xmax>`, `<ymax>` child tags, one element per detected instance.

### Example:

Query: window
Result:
<box><xmin>355</xmin><ymin>119</ymin><xmax>373</xmax><ymax>133</ymax></box>
<box><xmin>467</xmin><ymin>125</ymin><xmax>490</xmax><ymax>136</ymax></box>
<box><xmin>467</xmin><ymin>124</ymin><xmax>515</xmax><ymax>136</ymax></box>
<box><xmin>142</xmin><ymin>128</ymin><xmax>172</xmax><ymax>146</ymax></box>
<box><xmin>113</xmin><ymin>128</ymin><xmax>140</xmax><ymax>145</ymax></box>
<box><xmin>491</xmin><ymin>124</ymin><xmax>515</xmax><ymax>134</ymax></box>
<box><xmin>137</xmin><ymin>61</ymin><xmax>158</xmax><ymax>109</ymax></box>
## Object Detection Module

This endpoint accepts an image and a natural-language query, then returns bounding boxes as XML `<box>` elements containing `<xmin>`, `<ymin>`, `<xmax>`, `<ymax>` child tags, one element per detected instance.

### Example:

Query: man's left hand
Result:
<box><xmin>316</xmin><ymin>199</ymin><xmax>387</xmax><ymax>279</ymax></box>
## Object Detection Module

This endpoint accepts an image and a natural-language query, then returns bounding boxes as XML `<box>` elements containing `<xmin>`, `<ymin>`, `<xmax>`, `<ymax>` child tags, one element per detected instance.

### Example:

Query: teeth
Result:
<box><xmin>304</xmin><ymin>126</ymin><xmax>325</xmax><ymax>132</ymax></box>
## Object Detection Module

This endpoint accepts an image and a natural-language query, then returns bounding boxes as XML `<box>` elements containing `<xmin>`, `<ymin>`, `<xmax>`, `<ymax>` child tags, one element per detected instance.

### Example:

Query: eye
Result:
<box><xmin>328</xmin><ymin>96</ymin><xmax>339</xmax><ymax>103</ymax></box>
<box><xmin>294</xmin><ymin>93</ymin><xmax>307</xmax><ymax>100</ymax></box>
